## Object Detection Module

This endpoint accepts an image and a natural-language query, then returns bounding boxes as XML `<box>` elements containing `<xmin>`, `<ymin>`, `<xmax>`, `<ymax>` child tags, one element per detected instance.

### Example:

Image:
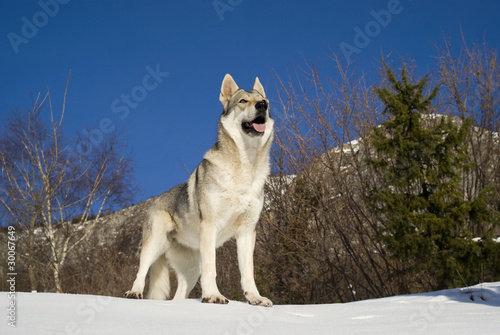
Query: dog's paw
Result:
<box><xmin>201</xmin><ymin>294</ymin><xmax>229</xmax><ymax>304</ymax></box>
<box><xmin>124</xmin><ymin>291</ymin><xmax>143</xmax><ymax>299</ymax></box>
<box><xmin>245</xmin><ymin>292</ymin><xmax>273</xmax><ymax>307</ymax></box>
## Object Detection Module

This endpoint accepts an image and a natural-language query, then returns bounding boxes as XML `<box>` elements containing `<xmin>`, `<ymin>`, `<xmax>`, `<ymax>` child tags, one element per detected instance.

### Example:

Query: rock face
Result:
<box><xmin>88</xmin><ymin>195</ymin><xmax>160</xmax><ymax>258</ymax></box>
<box><xmin>94</xmin><ymin>197</ymin><xmax>154</xmax><ymax>244</ymax></box>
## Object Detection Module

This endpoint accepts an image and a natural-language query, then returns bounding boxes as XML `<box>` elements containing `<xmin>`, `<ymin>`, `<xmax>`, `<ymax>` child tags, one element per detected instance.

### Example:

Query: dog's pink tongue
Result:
<box><xmin>252</xmin><ymin>123</ymin><xmax>266</xmax><ymax>132</ymax></box>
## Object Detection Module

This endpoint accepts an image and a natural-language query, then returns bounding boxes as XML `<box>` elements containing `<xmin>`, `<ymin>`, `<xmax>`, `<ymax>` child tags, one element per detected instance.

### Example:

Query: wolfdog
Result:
<box><xmin>124</xmin><ymin>74</ymin><xmax>274</xmax><ymax>306</ymax></box>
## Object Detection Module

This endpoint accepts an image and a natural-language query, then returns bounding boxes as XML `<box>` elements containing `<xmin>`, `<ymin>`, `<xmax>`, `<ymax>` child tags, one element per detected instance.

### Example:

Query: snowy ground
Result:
<box><xmin>2</xmin><ymin>282</ymin><xmax>499</xmax><ymax>334</ymax></box>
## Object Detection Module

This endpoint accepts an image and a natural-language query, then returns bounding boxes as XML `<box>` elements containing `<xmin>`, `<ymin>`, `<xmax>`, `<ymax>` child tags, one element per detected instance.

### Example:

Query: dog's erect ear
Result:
<box><xmin>253</xmin><ymin>77</ymin><xmax>266</xmax><ymax>98</ymax></box>
<box><xmin>219</xmin><ymin>74</ymin><xmax>239</xmax><ymax>104</ymax></box>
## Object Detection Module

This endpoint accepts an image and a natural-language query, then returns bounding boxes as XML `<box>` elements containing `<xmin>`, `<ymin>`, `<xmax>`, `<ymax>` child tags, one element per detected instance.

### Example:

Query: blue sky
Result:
<box><xmin>1</xmin><ymin>0</ymin><xmax>500</xmax><ymax>204</ymax></box>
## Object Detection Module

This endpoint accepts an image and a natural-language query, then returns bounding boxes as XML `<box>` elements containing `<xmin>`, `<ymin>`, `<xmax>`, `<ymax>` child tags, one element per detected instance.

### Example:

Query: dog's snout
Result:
<box><xmin>255</xmin><ymin>100</ymin><xmax>267</xmax><ymax>112</ymax></box>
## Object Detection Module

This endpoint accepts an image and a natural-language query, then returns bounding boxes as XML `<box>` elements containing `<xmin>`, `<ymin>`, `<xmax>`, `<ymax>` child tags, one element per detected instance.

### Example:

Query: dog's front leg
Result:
<box><xmin>236</xmin><ymin>228</ymin><xmax>273</xmax><ymax>307</ymax></box>
<box><xmin>199</xmin><ymin>223</ymin><xmax>228</xmax><ymax>304</ymax></box>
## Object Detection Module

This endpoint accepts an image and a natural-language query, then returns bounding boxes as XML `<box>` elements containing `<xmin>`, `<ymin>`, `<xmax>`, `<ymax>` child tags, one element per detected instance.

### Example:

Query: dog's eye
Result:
<box><xmin>239</xmin><ymin>99</ymin><xmax>248</xmax><ymax>103</ymax></box>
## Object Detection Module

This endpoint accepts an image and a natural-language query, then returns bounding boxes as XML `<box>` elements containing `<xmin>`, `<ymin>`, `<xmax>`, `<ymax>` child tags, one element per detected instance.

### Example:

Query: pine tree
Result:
<box><xmin>365</xmin><ymin>64</ymin><xmax>494</xmax><ymax>291</ymax></box>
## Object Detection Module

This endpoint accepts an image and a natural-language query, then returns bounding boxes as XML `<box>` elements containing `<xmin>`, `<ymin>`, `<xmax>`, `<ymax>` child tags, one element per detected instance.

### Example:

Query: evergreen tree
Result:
<box><xmin>366</xmin><ymin>64</ymin><xmax>498</xmax><ymax>291</ymax></box>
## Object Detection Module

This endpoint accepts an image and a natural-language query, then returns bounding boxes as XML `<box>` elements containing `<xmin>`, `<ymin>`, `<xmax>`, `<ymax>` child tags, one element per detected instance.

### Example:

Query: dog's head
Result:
<box><xmin>219</xmin><ymin>74</ymin><xmax>273</xmax><ymax>138</ymax></box>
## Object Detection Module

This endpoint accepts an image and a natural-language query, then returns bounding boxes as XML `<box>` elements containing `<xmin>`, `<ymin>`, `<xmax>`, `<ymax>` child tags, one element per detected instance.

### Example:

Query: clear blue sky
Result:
<box><xmin>1</xmin><ymin>0</ymin><xmax>500</xmax><ymax>204</ymax></box>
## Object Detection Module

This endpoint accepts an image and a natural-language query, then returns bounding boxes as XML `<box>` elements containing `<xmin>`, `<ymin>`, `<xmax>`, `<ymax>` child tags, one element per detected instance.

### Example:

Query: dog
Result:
<box><xmin>124</xmin><ymin>74</ymin><xmax>274</xmax><ymax>306</ymax></box>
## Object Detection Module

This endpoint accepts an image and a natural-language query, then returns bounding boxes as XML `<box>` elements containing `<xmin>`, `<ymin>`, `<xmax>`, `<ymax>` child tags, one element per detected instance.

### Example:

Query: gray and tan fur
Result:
<box><xmin>124</xmin><ymin>74</ymin><xmax>273</xmax><ymax>306</ymax></box>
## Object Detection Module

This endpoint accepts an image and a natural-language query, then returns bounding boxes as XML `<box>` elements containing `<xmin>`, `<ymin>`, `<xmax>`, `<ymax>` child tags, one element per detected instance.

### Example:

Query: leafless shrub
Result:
<box><xmin>435</xmin><ymin>34</ymin><xmax>500</xmax><ymax>235</ymax></box>
<box><xmin>0</xmin><ymin>75</ymin><xmax>135</xmax><ymax>293</ymax></box>
<box><xmin>255</xmin><ymin>41</ymin><xmax>499</xmax><ymax>303</ymax></box>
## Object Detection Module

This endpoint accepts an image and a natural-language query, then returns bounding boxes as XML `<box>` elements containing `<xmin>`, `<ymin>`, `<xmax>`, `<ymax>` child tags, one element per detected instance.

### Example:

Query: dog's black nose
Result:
<box><xmin>255</xmin><ymin>100</ymin><xmax>267</xmax><ymax>112</ymax></box>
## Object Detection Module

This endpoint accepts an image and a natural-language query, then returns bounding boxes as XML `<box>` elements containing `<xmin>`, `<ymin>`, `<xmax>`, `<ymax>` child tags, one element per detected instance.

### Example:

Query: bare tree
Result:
<box><xmin>254</xmin><ymin>57</ymin><xmax>401</xmax><ymax>304</ymax></box>
<box><xmin>0</xmin><ymin>76</ymin><xmax>135</xmax><ymax>292</ymax></box>
<box><xmin>257</xmin><ymin>43</ymin><xmax>499</xmax><ymax>303</ymax></box>
<box><xmin>435</xmin><ymin>34</ymin><xmax>500</xmax><ymax>235</ymax></box>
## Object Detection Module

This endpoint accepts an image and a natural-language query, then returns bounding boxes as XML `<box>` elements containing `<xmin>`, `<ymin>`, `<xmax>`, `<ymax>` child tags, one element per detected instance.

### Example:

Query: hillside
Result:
<box><xmin>2</xmin><ymin>282</ymin><xmax>499</xmax><ymax>334</ymax></box>
<box><xmin>1</xmin><ymin>113</ymin><xmax>498</xmax><ymax>301</ymax></box>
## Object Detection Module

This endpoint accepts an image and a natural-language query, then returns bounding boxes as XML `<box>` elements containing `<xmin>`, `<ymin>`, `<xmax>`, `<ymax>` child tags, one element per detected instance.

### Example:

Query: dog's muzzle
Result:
<box><xmin>255</xmin><ymin>100</ymin><xmax>267</xmax><ymax>112</ymax></box>
<box><xmin>242</xmin><ymin>101</ymin><xmax>268</xmax><ymax>136</ymax></box>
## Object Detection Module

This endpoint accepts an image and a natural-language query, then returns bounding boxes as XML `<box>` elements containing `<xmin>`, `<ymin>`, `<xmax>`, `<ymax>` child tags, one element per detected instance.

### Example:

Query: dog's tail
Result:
<box><xmin>147</xmin><ymin>254</ymin><xmax>170</xmax><ymax>300</ymax></box>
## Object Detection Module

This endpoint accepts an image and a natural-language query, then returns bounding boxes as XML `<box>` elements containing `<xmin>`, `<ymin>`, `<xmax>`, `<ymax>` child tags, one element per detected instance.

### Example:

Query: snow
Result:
<box><xmin>471</xmin><ymin>237</ymin><xmax>500</xmax><ymax>243</ymax></box>
<box><xmin>334</xmin><ymin>138</ymin><xmax>360</xmax><ymax>154</ymax></box>
<box><xmin>422</xmin><ymin>113</ymin><xmax>445</xmax><ymax>120</ymax></box>
<box><xmin>2</xmin><ymin>282</ymin><xmax>500</xmax><ymax>334</ymax></box>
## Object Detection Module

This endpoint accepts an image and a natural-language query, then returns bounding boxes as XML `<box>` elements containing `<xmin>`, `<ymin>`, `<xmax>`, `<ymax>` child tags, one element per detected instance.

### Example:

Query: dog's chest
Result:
<box><xmin>218</xmin><ymin>162</ymin><xmax>265</xmax><ymax>196</ymax></box>
<box><xmin>212</xmin><ymin>165</ymin><xmax>265</xmax><ymax>213</ymax></box>
<box><xmin>218</xmin><ymin>174</ymin><xmax>263</xmax><ymax>212</ymax></box>
<box><xmin>214</xmin><ymin>183</ymin><xmax>263</xmax><ymax>246</ymax></box>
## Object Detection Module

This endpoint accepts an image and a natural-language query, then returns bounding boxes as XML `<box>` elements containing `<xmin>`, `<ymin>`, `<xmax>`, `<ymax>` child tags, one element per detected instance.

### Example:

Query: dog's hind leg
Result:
<box><xmin>169</xmin><ymin>244</ymin><xmax>200</xmax><ymax>300</ymax></box>
<box><xmin>124</xmin><ymin>210</ymin><xmax>172</xmax><ymax>299</ymax></box>
<box><xmin>147</xmin><ymin>253</ymin><xmax>171</xmax><ymax>300</ymax></box>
